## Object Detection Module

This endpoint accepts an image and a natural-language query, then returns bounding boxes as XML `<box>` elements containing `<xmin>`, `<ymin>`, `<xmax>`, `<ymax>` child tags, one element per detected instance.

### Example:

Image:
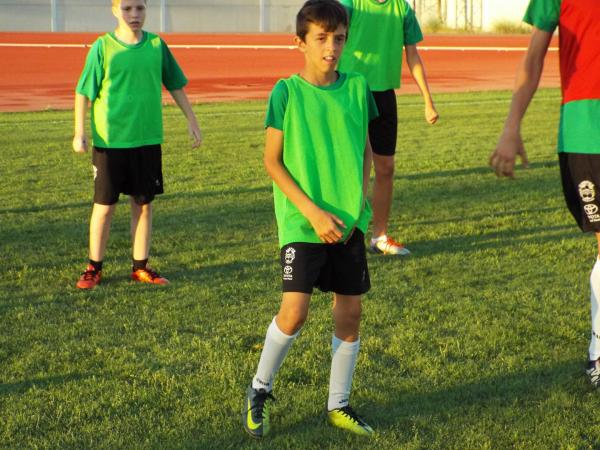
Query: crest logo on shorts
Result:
<box><xmin>284</xmin><ymin>247</ymin><xmax>296</xmax><ymax>265</ymax></box>
<box><xmin>585</xmin><ymin>204</ymin><xmax>599</xmax><ymax>215</ymax></box>
<box><xmin>578</xmin><ymin>180</ymin><xmax>596</xmax><ymax>203</ymax></box>
<box><xmin>93</xmin><ymin>165</ymin><xmax>98</xmax><ymax>180</ymax></box>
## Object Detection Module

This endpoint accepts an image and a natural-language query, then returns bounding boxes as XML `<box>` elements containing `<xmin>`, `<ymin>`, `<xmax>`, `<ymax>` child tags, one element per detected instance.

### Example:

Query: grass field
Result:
<box><xmin>2</xmin><ymin>89</ymin><xmax>599</xmax><ymax>449</ymax></box>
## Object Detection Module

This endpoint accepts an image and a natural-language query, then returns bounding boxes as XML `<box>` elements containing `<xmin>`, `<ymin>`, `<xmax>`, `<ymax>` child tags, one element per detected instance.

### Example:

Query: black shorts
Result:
<box><xmin>559</xmin><ymin>152</ymin><xmax>600</xmax><ymax>233</ymax></box>
<box><xmin>369</xmin><ymin>89</ymin><xmax>398</xmax><ymax>156</ymax></box>
<box><xmin>92</xmin><ymin>144</ymin><xmax>163</xmax><ymax>205</ymax></box>
<box><xmin>280</xmin><ymin>230</ymin><xmax>370</xmax><ymax>295</ymax></box>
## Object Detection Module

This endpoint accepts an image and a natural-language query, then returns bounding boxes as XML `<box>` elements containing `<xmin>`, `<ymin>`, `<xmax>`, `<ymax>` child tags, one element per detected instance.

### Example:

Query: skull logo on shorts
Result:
<box><xmin>578</xmin><ymin>180</ymin><xmax>596</xmax><ymax>203</ymax></box>
<box><xmin>284</xmin><ymin>247</ymin><xmax>296</xmax><ymax>265</ymax></box>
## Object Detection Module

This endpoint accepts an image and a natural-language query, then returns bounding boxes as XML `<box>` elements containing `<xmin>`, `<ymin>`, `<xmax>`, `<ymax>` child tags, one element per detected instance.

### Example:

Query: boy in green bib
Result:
<box><xmin>243</xmin><ymin>0</ymin><xmax>378</xmax><ymax>439</ymax></box>
<box><xmin>339</xmin><ymin>0</ymin><xmax>438</xmax><ymax>256</ymax></box>
<box><xmin>73</xmin><ymin>0</ymin><xmax>201</xmax><ymax>289</ymax></box>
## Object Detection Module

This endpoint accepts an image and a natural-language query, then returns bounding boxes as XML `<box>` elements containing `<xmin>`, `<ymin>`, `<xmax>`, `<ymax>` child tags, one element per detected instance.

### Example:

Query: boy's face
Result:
<box><xmin>296</xmin><ymin>22</ymin><xmax>347</xmax><ymax>74</ymax></box>
<box><xmin>112</xmin><ymin>0</ymin><xmax>146</xmax><ymax>32</ymax></box>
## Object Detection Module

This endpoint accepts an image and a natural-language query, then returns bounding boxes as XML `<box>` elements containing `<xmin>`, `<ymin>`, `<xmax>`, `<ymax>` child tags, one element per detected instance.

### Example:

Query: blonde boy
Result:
<box><xmin>73</xmin><ymin>0</ymin><xmax>201</xmax><ymax>289</ymax></box>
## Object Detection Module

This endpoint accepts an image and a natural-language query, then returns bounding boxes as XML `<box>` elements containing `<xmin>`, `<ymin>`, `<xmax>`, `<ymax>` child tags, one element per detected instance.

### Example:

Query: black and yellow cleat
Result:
<box><xmin>243</xmin><ymin>385</ymin><xmax>275</xmax><ymax>438</ymax></box>
<box><xmin>328</xmin><ymin>405</ymin><xmax>374</xmax><ymax>436</ymax></box>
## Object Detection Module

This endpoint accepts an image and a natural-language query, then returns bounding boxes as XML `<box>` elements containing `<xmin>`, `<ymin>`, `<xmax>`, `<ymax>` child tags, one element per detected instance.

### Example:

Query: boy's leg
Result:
<box><xmin>368</xmin><ymin>90</ymin><xmax>409</xmax><ymax>256</ymax></box>
<box><xmin>329</xmin><ymin>293</ymin><xmax>361</xmax><ymax>409</ymax></box>
<box><xmin>371</xmin><ymin>154</ymin><xmax>395</xmax><ymax>239</ymax></box>
<box><xmin>327</xmin><ymin>293</ymin><xmax>373</xmax><ymax>436</ymax></box>
<box><xmin>89</xmin><ymin>202</ymin><xmax>117</xmax><ymax>262</ymax></box>
<box><xmin>253</xmin><ymin>292</ymin><xmax>309</xmax><ymax>390</ymax></box>
<box><xmin>76</xmin><ymin>202</ymin><xmax>116</xmax><ymax>289</ymax></box>
<box><xmin>588</xmin><ymin>233</ymin><xmax>600</xmax><ymax>386</ymax></box>
<box><xmin>130</xmin><ymin>198</ymin><xmax>168</xmax><ymax>284</ymax></box>
<box><xmin>244</xmin><ymin>292</ymin><xmax>309</xmax><ymax>438</ymax></box>
<box><xmin>130</xmin><ymin>197</ymin><xmax>152</xmax><ymax>262</ymax></box>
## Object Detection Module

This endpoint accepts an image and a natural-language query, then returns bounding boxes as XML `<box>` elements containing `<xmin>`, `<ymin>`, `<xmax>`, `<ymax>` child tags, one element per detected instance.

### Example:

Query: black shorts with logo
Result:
<box><xmin>559</xmin><ymin>152</ymin><xmax>600</xmax><ymax>233</ymax></box>
<box><xmin>280</xmin><ymin>230</ymin><xmax>370</xmax><ymax>295</ymax></box>
<box><xmin>92</xmin><ymin>144</ymin><xmax>163</xmax><ymax>205</ymax></box>
<box><xmin>369</xmin><ymin>89</ymin><xmax>398</xmax><ymax>156</ymax></box>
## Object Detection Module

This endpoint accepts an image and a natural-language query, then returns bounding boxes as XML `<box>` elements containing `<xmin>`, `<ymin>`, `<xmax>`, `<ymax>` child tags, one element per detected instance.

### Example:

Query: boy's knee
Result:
<box><xmin>277</xmin><ymin>309</ymin><xmax>308</xmax><ymax>335</ymax></box>
<box><xmin>374</xmin><ymin>159</ymin><xmax>395</xmax><ymax>178</ymax></box>
<box><xmin>346</xmin><ymin>305</ymin><xmax>362</xmax><ymax>325</ymax></box>
<box><xmin>92</xmin><ymin>203</ymin><xmax>115</xmax><ymax>219</ymax></box>
<box><xmin>336</xmin><ymin>302</ymin><xmax>362</xmax><ymax>326</ymax></box>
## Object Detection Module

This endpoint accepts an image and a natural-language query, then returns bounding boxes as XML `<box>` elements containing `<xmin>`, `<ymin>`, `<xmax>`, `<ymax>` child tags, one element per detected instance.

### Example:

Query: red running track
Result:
<box><xmin>0</xmin><ymin>32</ymin><xmax>560</xmax><ymax>112</ymax></box>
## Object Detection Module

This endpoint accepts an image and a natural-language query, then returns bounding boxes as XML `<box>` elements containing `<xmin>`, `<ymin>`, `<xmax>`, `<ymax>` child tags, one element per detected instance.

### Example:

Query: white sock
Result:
<box><xmin>590</xmin><ymin>257</ymin><xmax>600</xmax><ymax>361</ymax></box>
<box><xmin>371</xmin><ymin>235</ymin><xmax>386</xmax><ymax>244</ymax></box>
<box><xmin>328</xmin><ymin>335</ymin><xmax>360</xmax><ymax>411</ymax></box>
<box><xmin>252</xmin><ymin>317</ymin><xmax>298</xmax><ymax>392</ymax></box>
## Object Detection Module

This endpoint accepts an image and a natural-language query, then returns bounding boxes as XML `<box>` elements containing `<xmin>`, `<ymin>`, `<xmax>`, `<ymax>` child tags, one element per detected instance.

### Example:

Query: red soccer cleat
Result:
<box><xmin>76</xmin><ymin>264</ymin><xmax>102</xmax><ymax>289</ymax></box>
<box><xmin>131</xmin><ymin>267</ymin><xmax>169</xmax><ymax>285</ymax></box>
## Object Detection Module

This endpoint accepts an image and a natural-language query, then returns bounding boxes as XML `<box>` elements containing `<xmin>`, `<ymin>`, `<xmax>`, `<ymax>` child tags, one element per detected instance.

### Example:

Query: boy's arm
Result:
<box><xmin>169</xmin><ymin>89</ymin><xmax>202</xmax><ymax>148</ymax></box>
<box><xmin>405</xmin><ymin>45</ymin><xmax>439</xmax><ymax>125</ymax></box>
<box><xmin>264</xmin><ymin>127</ymin><xmax>346</xmax><ymax>244</ymax></box>
<box><xmin>363</xmin><ymin>136</ymin><xmax>373</xmax><ymax>204</ymax></box>
<box><xmin>489</xmin><ymin>27</ymin><xmax>553</xmax><ymax>178</ymax></box>
<box><xmin>73</xmin><ymin>93</ymin><xmax>89</xmax><ymax>153</ymax></box>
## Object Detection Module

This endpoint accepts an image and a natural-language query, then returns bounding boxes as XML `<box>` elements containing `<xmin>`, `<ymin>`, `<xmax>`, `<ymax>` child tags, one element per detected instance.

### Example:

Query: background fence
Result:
<box><xmin>0</xmin><ymin>0</ymin><xmax>527</xmax><ymax>33</ymax></box>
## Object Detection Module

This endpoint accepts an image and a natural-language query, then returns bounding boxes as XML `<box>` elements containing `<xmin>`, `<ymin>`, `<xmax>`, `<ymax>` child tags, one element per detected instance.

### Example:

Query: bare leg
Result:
<box><xmin>275</xmin><ymin>292</ymin><xmax>311</xmax><ymax>335</ymax></box>
<box><xmin>371</xmin><ymin>154</ymin><xmax>395</xmax><ymax>238</ymax></box>
<box><xmin>130</xmin><ymin>198</ymin><xmax>152</xmax><ymax>261</ymax></box>
<box><xmin>332</xmin><ymin>293</ymin><xmax>361</xmax><ymax>341</ymax></box>
<box><xmin>89</xmin><ymin>203</ymin><xmax>117</xmax><ymax>262</ymax></box>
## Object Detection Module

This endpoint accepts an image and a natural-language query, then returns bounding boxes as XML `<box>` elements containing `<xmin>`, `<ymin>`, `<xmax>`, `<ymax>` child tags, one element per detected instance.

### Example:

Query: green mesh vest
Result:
<box><xmin>274</xmin><ymin>73</ymin><xmax>373</xmax><ymax>247</ymax></box>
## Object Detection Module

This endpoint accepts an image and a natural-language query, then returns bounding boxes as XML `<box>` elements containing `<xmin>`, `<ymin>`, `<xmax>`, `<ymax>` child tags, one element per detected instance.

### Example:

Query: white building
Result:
<box><xmin>0</xmin><ymin>0</ymin><xmax>532</xmax><ymax>33</ymax></box>
<box><xmin>414</xmin><ymin>0</ymin><xmax>530</xmax><ymax>31</ymax></box>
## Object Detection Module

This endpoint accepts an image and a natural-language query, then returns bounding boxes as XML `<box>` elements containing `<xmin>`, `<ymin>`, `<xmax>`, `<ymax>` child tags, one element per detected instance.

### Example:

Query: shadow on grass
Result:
<box><xmin>371</xmin><ymin>224</ymin><xmax>578</xmax><ymax>261</ymax></box>
<box><xmin>397</xmin><ymin>160</ymin><xmax>557</xmax><ymax>182</ymax></box>
<box><xmin>0</xmin><ymin>200</ymin><xmax>90</xmax><ymax>215</ymax></box>
<box><xmin>370</xmin><ymin>357</ymin><xmax>585</xmax><ymax>432</ymax></box>
<box><xmin>165</xmin><ymin>258</ymin><xmax>274</xmax><ymax>286</ymax></box>
<box><xmin>0</xmin><ymin>372</ymin><xmax>95</xmax><ymax>397</ymax></box>
<box><xmin>403</xmin><ymin>205</ymin><xmax>566</xmax><ymax>227</ymax></box>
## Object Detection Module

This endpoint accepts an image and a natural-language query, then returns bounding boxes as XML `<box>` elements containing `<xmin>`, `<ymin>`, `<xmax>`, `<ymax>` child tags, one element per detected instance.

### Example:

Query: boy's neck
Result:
<box><xmin>114</xmin><ymin>27</ymin><xmax>143</xmax><ymax>44</ymax></box>
<box><xmin>299</xmin><ymin>68</ymin><xmax>339</xmax><ymax>87</ymax></box>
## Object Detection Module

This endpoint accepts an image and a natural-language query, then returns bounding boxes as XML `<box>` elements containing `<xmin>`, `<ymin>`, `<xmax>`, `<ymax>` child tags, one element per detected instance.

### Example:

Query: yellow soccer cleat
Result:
<box><xmin>243</xmin><ymin>385</ymin><xmax>275</xmax><ymax>438</ymax></box>
<box><xmin>327</xmin><ymin>405</ymin><xmax>374</xmax><ymax>436</ymax></box>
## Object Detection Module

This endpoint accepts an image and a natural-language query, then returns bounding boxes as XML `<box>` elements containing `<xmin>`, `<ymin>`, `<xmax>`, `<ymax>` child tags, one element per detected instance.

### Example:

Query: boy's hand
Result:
<box><xmin>72</xmin><ymin>134</ymin><xmax>88</xmax><ymax>153</ymax></box>
<box><xmin>425</xmin><ymin>103</ymin><xmax>439</xmax><ymax>124</ymax></box>
<box><xmin>188</xmin><ymin>121</ymin><xmax>202</xmax><ymax>148</ymax></box>
<box><xmin>489</xmin><ymin>130</ymin><xmax>529</xmax><ymax>178</ymax></box>
<box><xmin>308</xmin><ymin>207</ymin><xmax>346</xmax><ymax>244</ymax></box>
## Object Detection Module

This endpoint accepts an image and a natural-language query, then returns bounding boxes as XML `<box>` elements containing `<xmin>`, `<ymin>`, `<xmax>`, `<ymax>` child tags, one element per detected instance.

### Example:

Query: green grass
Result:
<box><xmin>491</xmin><ymin>20</ymin><xmax>532</xmax><ymax>34</ymax></box>
<box><xmin>2</xmin><ymin>89</ymin><xmax>599</xmax><ymax>449</ymax></box>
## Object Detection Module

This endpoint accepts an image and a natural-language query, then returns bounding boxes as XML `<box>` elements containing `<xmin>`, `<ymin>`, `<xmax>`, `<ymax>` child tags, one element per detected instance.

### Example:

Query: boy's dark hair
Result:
<box><xmin>296</xmin><ymin>0</ymin><xmax>348</xmax><ymax>41</ymax></box>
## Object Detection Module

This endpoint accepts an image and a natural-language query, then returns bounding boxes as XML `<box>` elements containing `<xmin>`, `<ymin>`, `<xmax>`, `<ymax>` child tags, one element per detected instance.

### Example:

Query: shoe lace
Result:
<box><xmin>337</xmin><ymin>405</ymin><xmax>362</xmax><ymax>424</ymax></box>
<box><xmin>139</xmin><ymin>268</ymin><xmax>161</xmax><ymax>280</ymax></box>
<box><xmin>81</xmin><ymin>269</ymin><xmax>98</xmax><ymax>280</ymax></box>
<box><xmin>252</xmin><ymin>390</ymin><xmax>276</xmax><ymax>417</ymax></box>
<box><xmin>385</xmin><ymin>237</ymin><xmax>404</xmax><ymax>248</ymax></box>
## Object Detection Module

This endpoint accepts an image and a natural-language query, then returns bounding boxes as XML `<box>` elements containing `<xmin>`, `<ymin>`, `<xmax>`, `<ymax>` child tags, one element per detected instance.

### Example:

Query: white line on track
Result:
<box><xmin>0</xmin><ymin>42</ymin><xmax>559</xmax><ymax>52</ymax></box>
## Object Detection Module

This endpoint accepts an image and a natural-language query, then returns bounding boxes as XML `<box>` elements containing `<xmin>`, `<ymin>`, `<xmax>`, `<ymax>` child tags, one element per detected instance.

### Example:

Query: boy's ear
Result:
<box><xmin>294</xmin><ymin>35</ymin><xmax>306</xmax><ymax>52</ymax></box>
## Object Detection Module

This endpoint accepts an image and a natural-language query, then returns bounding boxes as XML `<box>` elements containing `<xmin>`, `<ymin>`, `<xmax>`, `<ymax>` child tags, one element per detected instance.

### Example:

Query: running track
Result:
<box><xmin>0</xmin><ymin>32</ymin><xmax>560</xmax><ymax>112</ymax></box>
